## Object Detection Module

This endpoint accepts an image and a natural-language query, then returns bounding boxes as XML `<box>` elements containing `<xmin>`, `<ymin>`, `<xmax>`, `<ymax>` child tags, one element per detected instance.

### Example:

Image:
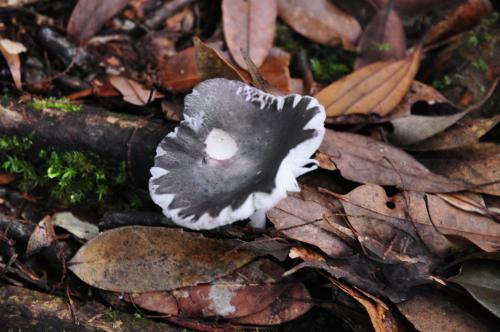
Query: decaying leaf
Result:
<box><xmin>258</xmin><ymin>48</ymin><xmax>293</xmax><ymax>94</ymax></box>
<box><xmin>158</xmin><ymin>47</ymin><xmax>201</xmax><ymax>92</ymax></box>
<box><xmin>51</xmin><ymin>212</ymin><xmax>99</xmax><ymax>241</ymax></box>
<box><xmin>109</xmin><ymin>76</ymin><xmax>163</xmax><ymax>106</ymax></box>
<box><xmin>67</xmin><ymin>0</ymin><xmax>129</xmax><ymax>42</ymax></box>
<box><xmin>0</xmin><ymin>38</ymin><xmax>27</xmax><ymax>90</ymax></box>
<box><xmin>409</xmin><ymin>115</ymin><xmax>500</xmax><ymax>151</ymax></box>
<box><xmin>449</xmin><ymin>260</ymin><xmax>500</xmax><ymax>318</ymax></box>
<box><xmin>391</xmin><ymin>81</ymin><xmax>454</xmax><ymax>117</ymax></box>
<box><xmin>267</xmin><ymin>186</ymin><xmax>353</xmax><ymax>258</ymax></box>
<box><xmin>27</xmin><ymin>215</ymin><xmax>57</xmax><ymax>255</ymax></box>
<box><xmin>278</xmin><ymin>0</ymin><xmax>361</xmax><ymax>48</ymax></box>
<box><xmin>193</xmin><ymin>37</ymin><xmax>247</xmax><ymax>83</ymax></box>
<box><xmin>0</xmin><ymin>173</ymin><xmax>15</xmax><ymax>185</ymax></box>
<box><xmin>354</xmin><ymin>3</ymin><xmax>405</xmax><ymax>69</ymax></box>
<box><xmin>318</xmin><ymin>129</ymin><xmax>469</xmax><ymax>193</ymax></box>
<box><xmin>438</xmin><ymin>192</ymin><xmax>490</xmax><ymax>216</ymax></box>
<box><xmin>222</xmin><ymin>0</ymin><xmax>278</xmax><ymax>69</ymax></box>
<box><xmin>397</xmin><ymin>288</ymin><xmax>491</xmax><ymax>332</ymax></box>
<box><xmin>316</xmin><ymin>48</ymin><xmax>421</xmax><ymax>117</ymax></box>
<box><xmin>69</xmin><ymin>226</ymin><xmax>257</xmax><ymax>292</ymax></box>
<box><xmin>421</xmin><ymin>143</ymin><xmax>500</xmax><ymax>196</ymax></box>
<box><xmin>126</xmin><ymin>259</ymin><xmax>312</xmax><ymax>324</ymax></box>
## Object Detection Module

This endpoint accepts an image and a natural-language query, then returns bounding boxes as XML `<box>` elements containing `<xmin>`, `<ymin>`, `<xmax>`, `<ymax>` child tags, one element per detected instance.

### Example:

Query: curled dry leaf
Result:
<box><xmin>267</xmin><ymin>186</ymin><xmax>354</xmax><ymax>258</ymax></box>
<box><xmin>258</xmin><ymin>48</ymin><xmax>293</xmax><ymax>94</ymax></box>
<box><xmin>438</xmin><ymin>192</ymin><xmax>489</xmax><ymax>216</ymax></box>
<box><xmin>158</xmin><ymin>47</ymin><xmax>201</xmax><ymax>93</ymax></box>
<box><xmin>421</xmin><ymin>143</ymin><xmax>500</xmax><ymax>196</ymax></box>
<box><xmin>27</xmin><ymin>215</ymin><xmax>57</xmax><ymax>255</ymax></box>
<box><xmin>67</xmin><ymin>0</ymin><xmax>130</xmax><ymax>42</ymax></box>
<box><xmin>51</xmin><ymin>212</ymin><xmax>98</xmax><ymax>241</ymax></box>
<box><xmin>193</xmin><ymin>37</ymin><xmax>247</xmax><ymax>83</ymax></box>
<box><xmin>397</xmin><ymin>289</ymin><xmax>491</xmax><ymax>332</ymax></box>
<box><xmin>318</xmin><ymin>129</ymin><xmax>469</xmax><ymax>193</ymax></box>
<box><xmin>409</xmin><ymin>115</ymin><xmax>500</xmax><ymax>151</ymax></box>
<box><xmin>69</xmin><ymin>226</ymin><xmax>257</xmax><ymax>292</ymax></box>
<box><xmin>278</xmin><ymin>0</ymin><xmax>361</xmax><ymax>48</ymax></box>
<box><xmin>0</xmin><ymin>38</ymin><xmax>27</xmax><ymax>90</ymax></box>
<box><xmin>449</xmin><ymin>260</ymin><xmax>500</xmax><ymax>318</ymax></box>
<box><xmin>222</xmin><ymin>0</ymin><xmax>278</xmax><ymax>70</ymax></box>
<box><xmin>316</xmin><ymin>48</ymin><xmax>421</xmax><ymax>117</ymax></box>
<box><xmin>354</xmin><ymin>3</ymin><xmax>406</xmax><ymax>69</ymax></box>
<box><xmin>109</xmin><ymin>76</ymin><xmax>163</xmax><ymax>106</ymax></box>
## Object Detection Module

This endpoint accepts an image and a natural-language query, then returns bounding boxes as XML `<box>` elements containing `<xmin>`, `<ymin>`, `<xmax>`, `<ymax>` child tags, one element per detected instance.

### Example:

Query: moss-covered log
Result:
<box><xmin>0</xmin><ymin>99</ymin><xmax>174</xmax><ymax>187</ymax></box>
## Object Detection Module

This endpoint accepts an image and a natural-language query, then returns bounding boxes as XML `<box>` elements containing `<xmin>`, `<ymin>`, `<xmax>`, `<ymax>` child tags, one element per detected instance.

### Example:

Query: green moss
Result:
<box><xmin>0</xmin><ymin>135</ymin><xmax>143</xmax><ymax>208</ymax></box>
<box><xmin>310</xmin><ymin>53</ymin><xmax>352</xmax><ymax>84</ymax></box>
<box><xmin>31</xmin><ymin>97</ymin><xmax>81</xmax><ymax>112</ymax></box>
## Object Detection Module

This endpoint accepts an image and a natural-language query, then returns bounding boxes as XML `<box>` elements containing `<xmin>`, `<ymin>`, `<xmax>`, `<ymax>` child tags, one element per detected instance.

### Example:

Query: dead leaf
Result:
<box><xmin>0</xmin><ymin>173</ymin><xmax>15</xmax><ymax>185</ymax></box>
<box><xmin>424</xmin><ymin>0</ymin><xmax>493</xmax><ymax>45</ymax></box>
<box><xmin>278</xmin><ymin>0</ymin><xmax>361</xmax><ymax>48</ymax></box>
<box><xmin>193</xmin><ymin>37</ymin><xmax>247</xmax><ymax>83</ymax></box>
<box><xmin>51</xmin><ymin>212</ymin><xmax>99</xmax><ymax>241</ymax></box>
<box><xmin>316</xmin><ymin>48</ymin><xmax>421</xmax><ymax>117</ymax></box>
<box><xmin>267</xmin><ymin>186</ymin><xmax>354</xmax><ymax>258</ymax></box>
<box><xmin>222</xmin><ymin>0</ymin><xmax>278</xmax><ymax>70</ymax></box>
<box><xmin>438</xmin><ymin>192</ymin><xmax>490</xmax><ymax>216</ymax></box>
<box><xmin>67</xmin><ymin>0</ymin><xmax>130</xmax><ymax>42</ymax></box>
<box><xmin>315</xmin><ymin>151</ymin><xmax>337</xmax><ymax>171</ymax></box>
<box><xmin>421</xmin><ymin>143</ymin><xmax>500</xmax><ymax>196</ymax></box>
<box><xmin>448</xmin><ymin>260</ymin><xmax>500</xmax><ymax>318</ymax></box>
<box><xmin>391</xmin><ymin>81</ymin><xmax>454</xmax><ymax>117</ymax></box>
<box><xmin>109</xmin><ymin>76</ymin><xmax>162</xmax><ymax>105</ymax></box>
<box><xmin>318</xmin><ymin>129</ymin><xmax>469</xmax><ymax>193</ymax></box>
<box><xmin>397</xmin><ymin>288</ymin><xmax>491</xmax><ymax>332</ymax></box>
<box><xmin>259</xmin><ymin>48</ymin><xmax>293</xmax><ymax>94</ymax></box>
<box><xmin>125</xmin><ymin>291</ymin><xmax>178</xmax><ymax>316</ymax></box>
<box><xmin>27</xmin><ymin>215</ymin><xmax>57</xmax><ymax>255</ymax></box>
<box><xmin>409</xmin><ymin>115</ymin><xmax>500</xmax><ymax>151</ymax></box>
<box><xmin>0</xmin><ymin>38</ymin><xmax>27</xmax><ymax>90</ymax></box>
<box><xmin>354</xmin><ymin>3</ymin><xmax>406</xmax><ymax>69</ymax></box>
<box><xmin>69</xmin><ymin>226</ymin><xmax>257</xmax><ymax>292</ymax></box>
<box><xmin>158</xmin><ymin>47</ymin><xmax>201</xmax><ymax>92</ymax></box>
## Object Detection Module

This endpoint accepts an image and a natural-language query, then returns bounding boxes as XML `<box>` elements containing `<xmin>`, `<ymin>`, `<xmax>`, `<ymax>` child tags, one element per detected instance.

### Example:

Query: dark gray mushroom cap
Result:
<box><xmin>149</xmin><ymin>78</ymin><xmax>325</xmax><ymax>230</ymax></box>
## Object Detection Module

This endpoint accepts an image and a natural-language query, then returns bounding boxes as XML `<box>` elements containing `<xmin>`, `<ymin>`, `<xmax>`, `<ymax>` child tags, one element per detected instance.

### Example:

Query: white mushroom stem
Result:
<box><xmin>249</xmin><ymin>209</ymin><xmax>267</xmax><ymax>228</ymax></box>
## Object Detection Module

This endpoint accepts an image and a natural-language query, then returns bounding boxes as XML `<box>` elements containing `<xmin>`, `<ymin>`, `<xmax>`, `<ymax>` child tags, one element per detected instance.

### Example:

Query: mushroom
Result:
<box><xmin>149</xmin><ymin>78</ymin><xmax>325</xmax><ymax>230</ymax></box>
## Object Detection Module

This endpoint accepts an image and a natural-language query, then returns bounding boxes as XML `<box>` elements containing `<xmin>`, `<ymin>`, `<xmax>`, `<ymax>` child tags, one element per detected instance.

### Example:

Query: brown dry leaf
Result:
<box><xmin>315</xmin><ymin>48</ymin><xmax>421</xmax><ymax>117</ymax></box>
<box><xmin>315</xmin><ymin>151</ymin><xmax>337</xmax><ymax>171</ymax></box>
<box><xmin>126</xmin><ymin>259</ymin><xmax>311</xmax><ymax>324</ymax></box>
<box><xmin>51</xmin><ymin>212</ymin><xmax>99</xmax><ymax>241</ymax></box>
<box><xmin>67</xmin><ymin>0</ymin><xmax>129</xmax><ymax>42</ymax></box>
<box><xmin>409</xmin><ymin>115</ymin><xmax>500</xmax><ymax>151</ymax></box>
<box><xmin>278</xmin><ymin>0</ymin><xmax>361</xmax><ymax>48</ymax></box>
<box><xmin>222</xmin><ymin>0</ymin><xmax>278</xmax><ymax>70</ymax></box>
<box><xmin>0</xmin><ymin>173</ymin><xmax>15</xmax><ymax>185</ymax></box>
<box><xmin>342</xmin><ymin>184</ymin><xmax>453</xmax><ymax>256</ymax></box>
<box><xmin>193</xmin><ymin>37</ymin><xmax>247</xmax><ymax>83</ymax></box>
<box><xmin>259</xmin><ymin>48</ymin><xmax>293</xmax><ymax>94</ymax></box>
<box><xmin>109</xmin><ymin>76</ymin><xmax>162</xmax><ymax>106</ymax></box>
<box><xmin>421</xmin><ymin>143</ymin><xmax>500</xmax><ymax>196</ymax></box>
<box><xmin>332</xmin><ymin>280</ymin><xmax>402</xmax><ymax>332</ymax></box>
<box><xmin>318</xmin><ymin>129</ymin><xmax>469</xmax><ymax>193</ymax></box>
<box><xmin>397</xmin><ymin>289</ymin><xmax>490</xmax><ymax>332</ymax></box>
<box><xmin>424</xmin><ymin>0</ymin><xmax>493</xmax><ymax>45</ymax></box>
<box><xmin>26</xmin><ymin>215</ymin><xmax>57</xmax><ymax>255</ymax></box>
<box><xmin>438</xmin><ymin>192</ymin><xmax>490</xmax><ymax>216</ymax></box>
<box><xmin>0</xmin><ymin>38</ymin><xmax>27</xmax><ymax>90</ymax></box>
<box><xmin>391</xmin><ymin>81</ymin><xmax>453</xmax><ymax>117</ymax></box>
<box><xmin>354</xmin><ymin>3</ymin><xmax>406</xmax><ymax>69</ymax></box>
<box><xmin>69</xmin><ymin>226</ymin><xmax>257</xmax><ymax>292</ymax></box>
<box><xmin>267</xmin><ymin>185</ymin><xmax>354</xmax><ymax>258</ymax></box>
<box><xmin>158</xmin><ymin>47</ymin><xmax>201</xmax><ymax>92</ymax></box>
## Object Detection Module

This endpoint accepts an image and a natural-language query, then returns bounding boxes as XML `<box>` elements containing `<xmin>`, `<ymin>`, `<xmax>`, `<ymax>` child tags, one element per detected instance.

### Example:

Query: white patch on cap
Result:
<box><xmin>204</xmin><ymin>128</ymin><xmax>238</xmax><ymax>160</ymax></box>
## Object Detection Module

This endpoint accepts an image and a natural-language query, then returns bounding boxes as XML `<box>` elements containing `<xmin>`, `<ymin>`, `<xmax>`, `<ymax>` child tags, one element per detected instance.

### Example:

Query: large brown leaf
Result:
<box><xmin>316</xmin><ymin>48</ymin><xmax>421</xmax><ymax>117</ymax></box>
<box><xmin>278</xmin><ymin>0</ymin><xmax>361</xmax><ymax>48</ymax></box>
<box><xmin>267</xmin><ymin>186</ymin><xmax>354</xmax><ymax>258</ymax></box>
<box><xmin>158</xmin><ymin>47</ymin><xmax>201</xmax><ymax>92</ymax></box>
<box><xmin>69</xmin><ymin>226</ymin><xmax>257</xmax><ymax>292</ymax></box>
<box><xmin>354</xmin><ymin>3</ymin><xmax>405</xmax><ymax>69</ymax></box>
<box><xmin>421</xmin><ymin>143</ymin><xmax>500</xmax><ymax>196</ymax></box>
<box><xmin>222</xmin><ymin>0</ymin><xmax>278</xmax><ymax>70</ymax></box>
<box><xmin>67</xmin><ymin>0</ymin><xmax>129</xmax><ymax>42</ymax></box>
<box><xmin>318</xmin><ymin>129</ymin><xmax>469</xmax><ymax>193</ymax></box>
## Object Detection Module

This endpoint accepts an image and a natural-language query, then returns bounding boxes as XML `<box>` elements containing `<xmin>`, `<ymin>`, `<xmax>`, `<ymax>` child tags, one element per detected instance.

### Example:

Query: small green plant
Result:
<box><xmin>432</xmin><ymin>75</ymin><xmax>453</xmax><ymax>91</ymax></box>
<box><xmin>31</xmin><ymin>97</ymin><xmax>81</xmax><ymax>112</ymax></box>
<box><xmin>374</xmin><ymin>42</ymin><xmax>393</xmax><ymax>52</ymax></box>
<box><xmin>473</xmin><ymin>58</ymin><xmax>489</xmax><ymax>71</ymax></box>
<box><xmin>310</xmin><ymin>56</ymin><xmax>351</xmax><ymax>84</ymax></box>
